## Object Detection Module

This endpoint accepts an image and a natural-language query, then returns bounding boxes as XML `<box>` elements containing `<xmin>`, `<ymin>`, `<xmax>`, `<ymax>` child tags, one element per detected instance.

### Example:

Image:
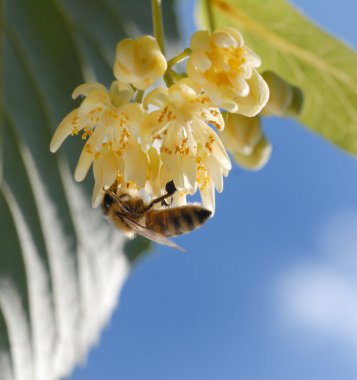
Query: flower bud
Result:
<box><xmin>114</xmin><ymin>35</ymin><xmax>167</xmax><ymax>90</ymax></box>
<box><xmin>220</xmin><ymin>113</ymin><xmax>262</xmax><ymax>155</ymax></box>
<box><xmin>231</xmin><ymin>136</ymin><xmax>272</xmax><ymax>171</ymax></box>
<box><xmin>261</xmin><ymin>71</ymin><xmax>303</xmax><ymax>117</ymax></box>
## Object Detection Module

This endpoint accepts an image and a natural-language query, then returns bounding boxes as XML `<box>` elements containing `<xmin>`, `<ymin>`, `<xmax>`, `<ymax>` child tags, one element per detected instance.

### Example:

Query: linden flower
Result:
<box><xmin>141</xmin><ymin>79</ymin><xmax>231</xmax><ymax>212</ymax></box>
<box><xmin>113</xmin><ymin>35</ymin><xmax>167</xmax><ymax>90</ymax></box>
<box><xmin>187</xmin><ymin>27</ymin><xmax>269</xmax><ymax>116</ymax></box>
<box><xmin>50</xmin><ymin>81</ymin><xmax>148</xmax><ymax>207</ymax></box>
<box><xmin>220</xmin><ymin>113</ymin><xmax>272</xmax><ymax>171</ymax></box>
<box><xmin>220</xmin><ymin>113</ymin><xmax>263</xmax><ymax>155</ymax></box>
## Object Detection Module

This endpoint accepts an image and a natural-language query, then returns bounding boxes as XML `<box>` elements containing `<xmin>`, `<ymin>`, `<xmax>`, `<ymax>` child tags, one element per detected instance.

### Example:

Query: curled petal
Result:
<box><xmin>72</xmin><ymin>82</ymin><xmax>108</xmax><ymax>99</ymax></box>
<box><xmin>73</xmin><ymin>83</ymin><xmax>110</xmax><ymax>116</ymax></box>
<box><xmin>109</xmin><ymin>81</ymin><xmax>134</xmax><ymax>107</ymax></box>
<box><xmin>50</xmin><ymin>109</ymin><xmax>79</xmax><ymax>152</ymax></box>
<box><xmin>143</xmin><ymin>86</ymin><xmax>168</xmax><ymax>109</ymax></box>
<box><xmin>217</xmin><ymin>27</ymin><xmax>244</xmax><ymax>47</ymax></box>
<box><xmin>232</xmin><ymin>70</ymin><xmax>270</xmax><ymax>117</ymax></box>
<box><xmin>212</xmin><ymin>29</ymin><xmax>237</xmax><ymax>48</ymax></box>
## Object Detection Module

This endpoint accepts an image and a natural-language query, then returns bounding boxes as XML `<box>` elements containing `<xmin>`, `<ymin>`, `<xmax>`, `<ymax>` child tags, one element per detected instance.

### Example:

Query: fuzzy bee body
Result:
<box><xmin>102</xmin><ymin>182</ymin><xmax>212</xmax><ymax>251</ymax></box>
<box><xmin>146</xmin><ymin>206</ymin><xmax>211</xmax><ymax>237</ymax></box>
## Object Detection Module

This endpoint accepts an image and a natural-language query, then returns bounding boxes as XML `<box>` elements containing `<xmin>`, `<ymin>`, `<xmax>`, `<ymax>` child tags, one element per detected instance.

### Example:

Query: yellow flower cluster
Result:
<box><xmin>50</xmin><ymin>28</ymin><xmax>270</xmax><ymax>213</ymax></box>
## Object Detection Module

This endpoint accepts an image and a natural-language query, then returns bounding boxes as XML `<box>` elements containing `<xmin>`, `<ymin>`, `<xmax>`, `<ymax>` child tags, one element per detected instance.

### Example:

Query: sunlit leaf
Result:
<box><xmin>1</xmin><ymin>0</ymin><xmax>179</xmax><ymax>379</ymax></box>
<box><xmin>196</xmin><ymin>0</ymin><xmax>357</xmax><ymax>154</ymax></box>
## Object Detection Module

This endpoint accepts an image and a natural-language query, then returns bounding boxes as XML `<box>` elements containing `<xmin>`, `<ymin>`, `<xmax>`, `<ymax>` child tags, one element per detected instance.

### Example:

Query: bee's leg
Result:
<box><xmin>145</xmin><ymin>180</ymin><xmax>177</xmax><ymax>211</ymax></box>
<box><xmin>165</xmin><ymin>180</ymin><xmax>176</xmax><ymax>196</ymax></box>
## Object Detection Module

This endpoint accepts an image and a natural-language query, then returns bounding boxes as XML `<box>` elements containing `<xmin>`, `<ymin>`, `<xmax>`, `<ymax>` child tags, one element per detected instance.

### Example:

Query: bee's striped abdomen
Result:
<box><xmin>146</xmin><ymin>206</ymin><xmax>212</xmax><ymax>237</ymax></box>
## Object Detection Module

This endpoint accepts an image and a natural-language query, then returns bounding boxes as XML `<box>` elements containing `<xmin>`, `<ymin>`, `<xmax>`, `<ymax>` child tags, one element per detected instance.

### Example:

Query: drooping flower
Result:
<box><xmin>261</xmin><ymin>71</ymin><xmax>304</xmax><ymax>117</ymax></box>
<box><xmin>187</xmin><ymin>27</ymin><xmax>269</xmax><ymax>116</ymax></box>
<box><xmin>220</xmin><ymin>113</ymin><xmax>272</xmax><ymax>171</ymax></box>
<box><xmin>141</xmin><ymin>79</ymin><xmax>231</xmax><ymax>212</ymax></box>
<box><xmin>113</xmin><ymin>35</ymin><xmax>167</xmax><ymax>90</ymax></box>
<box><xmin>50</xmin><ymin>81</ymin><xmax>148</xmax><ymax>206</ymax></box>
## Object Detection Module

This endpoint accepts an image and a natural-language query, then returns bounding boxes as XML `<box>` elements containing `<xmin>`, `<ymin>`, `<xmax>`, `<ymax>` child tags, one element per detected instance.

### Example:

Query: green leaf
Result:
<box><xmin>1</xmin><ymin>0</ymin><xmax>179</xmax><ymax>378</ymax></box>
<box><xmin>196</xmin><ymin>0</ymin><xmax>357</xmax><ymax>154</ymax></box>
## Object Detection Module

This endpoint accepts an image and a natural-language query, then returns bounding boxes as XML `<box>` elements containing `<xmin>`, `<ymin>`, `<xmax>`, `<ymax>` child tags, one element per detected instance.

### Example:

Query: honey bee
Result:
<box><xmin>102</xmin><ymin>181</ymin><xmax>212</xmax><ymax>251</ymax></box>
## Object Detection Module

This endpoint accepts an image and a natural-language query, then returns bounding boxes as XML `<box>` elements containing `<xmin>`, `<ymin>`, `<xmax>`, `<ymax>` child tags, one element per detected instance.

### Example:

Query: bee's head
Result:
<box><xmin>102</xmin><ymin>192</ymin><xmax>114</xmax><ymax>215</ymax></box>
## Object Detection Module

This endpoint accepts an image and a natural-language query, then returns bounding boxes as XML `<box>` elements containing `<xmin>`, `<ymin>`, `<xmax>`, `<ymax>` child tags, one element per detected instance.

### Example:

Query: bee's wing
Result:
<box><xmin>121</xmin><ymin>215</ymin><xmax>186</xmax><ymax>252</ymax></box>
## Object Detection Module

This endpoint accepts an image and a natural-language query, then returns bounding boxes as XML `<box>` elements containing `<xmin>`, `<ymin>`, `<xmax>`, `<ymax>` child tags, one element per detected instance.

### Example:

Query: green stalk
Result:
<box><xmin>167</xmin><ymin>48</ymin><xmax>192</xmax><ymax>70</ymax></box>
<box><xmin>205</xmin><ymin>0</ymin><xmax>215</xmax><ymax>32</ymax></box>
<box><xmin>151</xmin><ymin>0</ymin><xmax>165</xmax><ymax>55</ymax></box>
<box><xmin>135</xmin><ymin>90</ymin><xmax>144</xmax><ymax>103</ymax></box>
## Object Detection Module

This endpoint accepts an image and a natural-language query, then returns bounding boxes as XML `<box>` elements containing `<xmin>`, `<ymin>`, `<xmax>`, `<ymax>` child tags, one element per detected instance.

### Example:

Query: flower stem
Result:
<box><xmin>151</xmin><ymin>0</ymin><xmax>165</xmax><ymax>55</ymax></box>
<box><xmin>135</xmin><ymin>90</ymin><xmax>144</xmax><ymax>103</ymax></box>
<box><xmin>167</xmin><ymin>48</ymin><xmax>192</xmax><ymax>70</ymax></box>
<box><xmin>205</xmin><ymin>0</ymin><xmax>215</xmax><ymax>32</ymax></box>
<box><xmin>168</xmin><ymin>70</ymin><xmax>186</xmax><ymax>82</ymax></box>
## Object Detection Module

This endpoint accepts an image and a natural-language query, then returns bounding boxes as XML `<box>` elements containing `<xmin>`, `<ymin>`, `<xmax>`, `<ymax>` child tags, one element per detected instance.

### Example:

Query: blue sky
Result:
<box><xmin>71</xmin><ymin>1</ymin><xmax>357</xmax><ymax>379</ymax></box>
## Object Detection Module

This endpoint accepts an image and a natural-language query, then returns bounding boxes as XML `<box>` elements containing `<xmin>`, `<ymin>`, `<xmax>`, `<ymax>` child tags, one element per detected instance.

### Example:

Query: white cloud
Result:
<box><xmin>273</xmin><ymin>212</ymin><xmax>357</xmax><ymax>350</ymax></box>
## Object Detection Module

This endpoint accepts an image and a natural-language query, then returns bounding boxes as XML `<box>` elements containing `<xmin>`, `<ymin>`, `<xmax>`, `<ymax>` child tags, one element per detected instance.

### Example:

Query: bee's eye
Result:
<box><xmin>103</xmin><ymin>193</ymin><xmax>114</xmax><ymax>212</ymax></box>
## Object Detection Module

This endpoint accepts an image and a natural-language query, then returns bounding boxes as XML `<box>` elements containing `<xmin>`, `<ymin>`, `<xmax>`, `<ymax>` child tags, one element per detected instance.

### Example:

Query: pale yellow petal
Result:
<box><xmin>102</xmin><ymin>153</ymin><xmax>119</xmax><ymax>187</ymax></box>
<box><xmin>50</xmin><ymin>109</ymin><xmax>79</xmax><ymax>152</ymax></box>
<box><xmin>74</xmin><ymin>150</ymin><xmax>94</xmax><ymax>182</ymax></box>
<box><xmin>220</xmin><ymin>113</ymin><xmax>262</xmax><ymax>155</ymax></box>
<box><xmin>171</xmin><ymin>192</ymin><xmax>187</xmax><ymax>207</ymax></box>
<box><xmin>182</xmin><ymin>154</ymin><xmax>196</xmax><ymax>189</ymax></box>
<box><xmin>199</xmin><ymin>180</ymin><xmax>215</xmax><ymax>214</ymax></box>
<box><xmin>190</xmin><ymin>30</ymin><xmax>210</xmax><ymax>51</ymax></box>
<box><xmin>233</xmin><ymin>70</ymin><xmax>270</xmax><ymax>117</ymax></box>
<box><xmin>143</xmin><ymin>86</ymin><xmax>168</xmax><ymax>109</ymax></box>
<box><xmin>72</xmin><ymin>82</ymin><xmax>108</xmax><ymax>99</ymax></box>
<box><xmin>92</xmin><ymin>158</ymin><xmax>104</xmax><ymax>207</ymax></box>
<box><xmin>204</xmin><ymin>155</ymin><xmax>224</xmax><ymax>193</ymax></box>
<box><xmin>122</xmin><ymin>142</ymin><xmax>148</xmax><ymax>187</ymax></box>
<box><xmin>109</xmin><ymin>81</ymin><xmax>134</xmax><ymax>107</ymax></box>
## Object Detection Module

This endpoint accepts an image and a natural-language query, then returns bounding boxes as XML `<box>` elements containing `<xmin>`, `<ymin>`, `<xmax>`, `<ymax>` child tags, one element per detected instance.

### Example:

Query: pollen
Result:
<box><xmin>208</xmin><ymin>120</ymin><xmax>222</xmax><ymax>130</ymax></box>
<box><xmin>81</xmin><ymin>127</ymin><xmax>92</xmax><ymax>139</ymax></box>
<box><xmin>228</xmin><ymin>47</ymin><xmax>245</xmax><ymax>72</ymax></box>
<box><xmin>84</xmin><ymin>144</ymin><xmax>92</xmax><ymax>154</ymax></box>
<box><xmin>158</xmin><ymin>106</ymin><xmax>168</xmax><ymax>122</ymax></box>
<box><xmin>119</xmin><ymin>113</ymin><xmax>129</xmax><ymax>127</ymax></box>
